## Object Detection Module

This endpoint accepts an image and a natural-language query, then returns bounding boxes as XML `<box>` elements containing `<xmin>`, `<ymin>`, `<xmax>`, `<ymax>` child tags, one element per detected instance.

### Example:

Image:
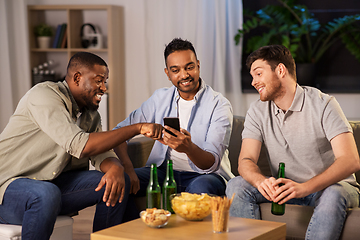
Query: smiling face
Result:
<box><xmin>164</xmin><ymin>50</ymin><xmax>200</xmax><ymax>100</ymax></box>
<box><xmin>250</xmin><ymin>59</ymin><xmax>285</xmax><ymax>102</ymax></box>
<box><xmin>75</xmin><ymin>64</ymin><xmax>108</xmax><ymax>111</ymax></box>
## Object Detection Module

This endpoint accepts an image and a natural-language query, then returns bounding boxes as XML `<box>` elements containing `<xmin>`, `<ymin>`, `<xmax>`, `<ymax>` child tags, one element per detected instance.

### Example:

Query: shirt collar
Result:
<box><xmin>273</xmin><ymin>84</ymin><xmax>304</xmax><ymax>116</ymax></box>
<box><xmin>174</xmin><ymin>78</ymin><xmax>205</xmax><ymax>102</ymax></box>
<box><xmin>289</xmin><ymin>84</ymin><xmax>304</xmax><ymax>112</ymax></box>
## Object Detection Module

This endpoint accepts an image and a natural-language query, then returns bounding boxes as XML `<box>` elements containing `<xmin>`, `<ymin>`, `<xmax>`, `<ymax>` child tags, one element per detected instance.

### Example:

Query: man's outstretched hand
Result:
<box><xmin>140</xmin><ymin>123</ymin><xmax>163</xmax><ymax>140</ymax></box>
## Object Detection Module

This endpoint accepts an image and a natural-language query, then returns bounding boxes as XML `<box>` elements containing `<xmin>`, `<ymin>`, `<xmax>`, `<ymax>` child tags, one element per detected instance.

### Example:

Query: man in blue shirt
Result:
<box><xmin>113</xmin><ymin>38</ymin><xmax>233</xmax><ymax>201</ymax></box>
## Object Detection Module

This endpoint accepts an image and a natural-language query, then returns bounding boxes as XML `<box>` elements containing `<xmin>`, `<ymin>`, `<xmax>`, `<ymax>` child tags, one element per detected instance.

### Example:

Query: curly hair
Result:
<box><xmin>67</xmin><ymin>52</ymin><xmax>107</xmax><ymax>72</ymax></box>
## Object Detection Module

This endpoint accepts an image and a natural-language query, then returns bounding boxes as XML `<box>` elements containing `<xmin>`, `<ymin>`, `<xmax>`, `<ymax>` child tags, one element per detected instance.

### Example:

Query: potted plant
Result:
<box><xmin>34</xmin><ymin>23</ymin><xmax>54</xmax><ymax>49</ymax></box>
<box><xmin>235</xmin><ymin>0</ymin><xmax>360</xmax><ymax>85</ymax></box>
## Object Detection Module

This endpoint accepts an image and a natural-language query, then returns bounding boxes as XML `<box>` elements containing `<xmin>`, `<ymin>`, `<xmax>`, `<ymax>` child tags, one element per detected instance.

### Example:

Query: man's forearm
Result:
<box><xmin>114</xmin><ymin>142</ymin><xmax>135</xmax><ymax>173</ymax></box>
<box><xmin>100</xmin><ymin>157</ymin><xmax>124</xmax><ymax>173</ymax></box>
<box><xmin>186</xmin><ymin>143</ymin><xmax>215</xmax><ymax>170</ymax></box>
<box><xmin>80</xmin><ymin>124</ymin><xmax>142</xmax><ymax>158</ymax></box>
<box><xmin>239</xmin><ymin>157</ymin><xmax>266</xmax><ymax>188</ymax></box>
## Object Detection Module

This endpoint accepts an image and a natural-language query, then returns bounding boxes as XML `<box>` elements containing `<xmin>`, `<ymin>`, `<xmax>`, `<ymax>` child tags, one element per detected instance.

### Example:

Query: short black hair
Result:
<box><xmin>164</xmin><ymin>38</ymin><xmax>197</xmax><ymax>66</ymax></box>
<box><xmin>246</xmin><ymin>45</ymin><xmax>297</xmax><ymax>80</ymax></box>
<box><xmin>67</xmin><ymin>52</ymin><xmax>107</xmax><ymax>72</ymax></box>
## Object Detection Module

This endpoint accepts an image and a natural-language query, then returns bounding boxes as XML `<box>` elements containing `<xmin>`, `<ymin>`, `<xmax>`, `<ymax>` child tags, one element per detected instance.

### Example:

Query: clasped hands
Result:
<box><xmin>258</xmin><ymin>177</ymin><xmax>309</xmax><ymax>205</ymax></box>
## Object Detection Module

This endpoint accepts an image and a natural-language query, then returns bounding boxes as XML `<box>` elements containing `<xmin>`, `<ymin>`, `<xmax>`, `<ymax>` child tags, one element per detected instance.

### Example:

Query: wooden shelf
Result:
<box><xmin>28</xmin><ymin>5</ymin><xmax>125</xmax><ymax>129</ymax></box>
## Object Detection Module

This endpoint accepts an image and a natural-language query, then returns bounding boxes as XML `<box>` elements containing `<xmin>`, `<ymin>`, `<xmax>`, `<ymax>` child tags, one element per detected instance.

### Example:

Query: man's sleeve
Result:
<box><xmin>323</xmin><ymin>97</ymin><xmax>352</xmax><ymax>141</ymax></box>
<box><xmin>27</xmin><ymin>85</ymin><xmax>89</xmax><ymax>159</ymax></box>
<box><xmin>189</xmin><ymin>97</ymin><xmax>233</xmax><ymax>173</ymax></box>
<box><xmin>242</xmin><ymin>102</ymin><xmax>263</xmax><ymax>142</ymax></box>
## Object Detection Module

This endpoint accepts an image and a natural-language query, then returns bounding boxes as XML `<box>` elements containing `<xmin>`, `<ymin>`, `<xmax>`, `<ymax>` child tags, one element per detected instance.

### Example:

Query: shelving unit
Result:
<box><xmin>27</xmin><ymin>5</ymin><xmax>125</xmax><ymax>129</ymax></box>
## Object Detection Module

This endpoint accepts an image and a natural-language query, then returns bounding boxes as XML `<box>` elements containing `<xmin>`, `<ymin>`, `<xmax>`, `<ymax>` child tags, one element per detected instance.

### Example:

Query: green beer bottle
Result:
<box><xmin>146</xmin><ymin>163</ymin><xmax>161</xmax><ymax>209</ymax></box>
<box><xmin>162</xmin><ymin>159</ymin><xmax>177</xmax><ymax>213</ymax></box>
<box><xmin>271</xmin><ymin>162</ymin><xmax>285</xmax><ymax>215</ymax></box>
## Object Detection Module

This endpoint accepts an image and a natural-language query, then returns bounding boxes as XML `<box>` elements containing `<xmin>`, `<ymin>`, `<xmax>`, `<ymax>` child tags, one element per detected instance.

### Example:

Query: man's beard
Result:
<box><xmin>260</xmin><ymin>77</ymin><xmax>283</xmax><ymax>102</ymax></box>
<box><xmin>83</xmin><ymin>95</ymin><xmax>99</xmax><ymax>111</ymax></box>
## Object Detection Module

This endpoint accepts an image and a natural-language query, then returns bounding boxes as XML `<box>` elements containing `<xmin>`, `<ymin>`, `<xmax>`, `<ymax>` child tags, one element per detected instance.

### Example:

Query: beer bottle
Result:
<box><xmin>162</xmin><ymin>159</ymin><xmax>177</xmax><ymax>213</ymax></box>
<box><xmin>271</xmin><ymin>162</ymin><xmax>285</xmax><ymax>215</ymax></box>
<box><xmin>146</xmin><ymin>163</ymin><xmax>161</xmax><ymax>209</ymax></box>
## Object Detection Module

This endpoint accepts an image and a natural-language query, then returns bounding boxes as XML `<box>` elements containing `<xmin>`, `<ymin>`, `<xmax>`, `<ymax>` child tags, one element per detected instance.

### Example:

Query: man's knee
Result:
<box><xmin>27</xmin><ymin>182</ymin><xmax>62</xmax><ymax>212</ymax></box>
<box><xmin>318</xmin><ymin>182</ymin><xmax>359</xmax><ymax>209</ymax></box>
<box><xmin>226</xmin><ymin>176</ymin><xmax>249</xmax><ymax>195</ymax></box>
<box><xmin>186</xmin><ymin>175</ymin><xmax>225</xmax><ymax>195</ymax></box>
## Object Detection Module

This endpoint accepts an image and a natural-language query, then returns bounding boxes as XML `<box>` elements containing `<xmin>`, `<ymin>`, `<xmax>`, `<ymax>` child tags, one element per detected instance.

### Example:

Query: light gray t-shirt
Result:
<box><xmin>243</xmin><ymin>85</ymin><xmax>358</xmax><ymax>188</ymax></box>
<box><xmin>0</xmin><ymin>81</ymin><xmax>117</xmax><ymax>204</ymax></box>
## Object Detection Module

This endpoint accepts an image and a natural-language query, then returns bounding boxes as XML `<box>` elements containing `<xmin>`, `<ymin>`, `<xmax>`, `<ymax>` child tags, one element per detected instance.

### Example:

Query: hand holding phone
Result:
<box><xmin>163</xmin><ymin>117</ymin><xmax>180</xmax><ymax>137</ymax></box>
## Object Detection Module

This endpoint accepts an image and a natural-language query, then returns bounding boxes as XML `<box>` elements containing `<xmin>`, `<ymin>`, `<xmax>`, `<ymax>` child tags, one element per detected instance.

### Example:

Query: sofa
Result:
<box><xmin>127</xmin><ymin>115</ymin><xmax>360</xmax><ymax>240</ymax></box>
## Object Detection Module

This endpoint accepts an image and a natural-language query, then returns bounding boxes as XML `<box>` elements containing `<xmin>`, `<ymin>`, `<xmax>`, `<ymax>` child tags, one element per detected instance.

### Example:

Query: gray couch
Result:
<box><xmin>127</xmin><ymin>115</ymin><xmax>360</xmax><ymax>240</ymax></box>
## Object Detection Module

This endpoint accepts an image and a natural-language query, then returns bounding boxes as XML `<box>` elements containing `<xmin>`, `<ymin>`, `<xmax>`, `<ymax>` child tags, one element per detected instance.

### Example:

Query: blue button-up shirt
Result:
<box><xmin>114</xmin><ymin>79</ymin><xmax>234</xmax><ymax>180</ymax></box>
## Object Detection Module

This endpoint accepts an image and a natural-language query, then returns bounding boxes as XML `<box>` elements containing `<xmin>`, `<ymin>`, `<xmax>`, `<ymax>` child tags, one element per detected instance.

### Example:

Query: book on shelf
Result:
<box><xmin>52</xmin><ymin>24</ymin><xmax>62</xmax><ymax>48</ymax></box>
<box><xmin>60</xmin><ymin>26</ymin><xmax>68</xmax><ymax>48</ymax></box>
<box><xmin>56</xmin><ymin>23</ymin><xmax>67</xmax><ymax>48</ymax></box>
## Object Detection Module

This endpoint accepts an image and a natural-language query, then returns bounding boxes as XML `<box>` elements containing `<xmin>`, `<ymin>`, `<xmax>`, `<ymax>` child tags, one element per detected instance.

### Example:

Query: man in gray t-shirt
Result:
<box><xmin>226</xmin><ymin>45</ymin><xmax>360</xmax><ymax>240</ymax></box>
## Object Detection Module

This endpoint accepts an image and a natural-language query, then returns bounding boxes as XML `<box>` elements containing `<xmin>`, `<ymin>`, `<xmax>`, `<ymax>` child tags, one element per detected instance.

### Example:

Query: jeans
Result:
<box><xmin>226</xmin><ymin>176</ymin><xmax>360</xmax><ymax>240</ymax></box>
<box><xmin>0</xmin><ymin>170</ymin><xmax>130</xmax><ymax>240</ymax></box>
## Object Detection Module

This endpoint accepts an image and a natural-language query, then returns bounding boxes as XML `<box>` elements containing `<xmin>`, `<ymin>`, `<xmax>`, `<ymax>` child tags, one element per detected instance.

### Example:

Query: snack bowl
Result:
<box><xmin>170</xmin><ymin>192</ymin><xmax>214</xmax><ymax>221</ymax></box>
<box><xmin>140</xmin><ymin>208</ymin><xmax>171</xmax><ymax>228</ymax></box>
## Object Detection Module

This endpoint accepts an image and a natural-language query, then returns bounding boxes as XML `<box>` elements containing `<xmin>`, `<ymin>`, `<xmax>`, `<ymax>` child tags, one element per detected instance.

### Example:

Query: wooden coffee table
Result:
<box><xmin>91</xmin><ymin>214</ymin><xmax>286</xmax><ymax>240</ymax></box>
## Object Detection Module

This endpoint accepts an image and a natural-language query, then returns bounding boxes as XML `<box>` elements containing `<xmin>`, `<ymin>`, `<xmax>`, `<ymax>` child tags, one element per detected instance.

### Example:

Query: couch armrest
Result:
<box><xmin>127</xmin><ymin>136</ymin><xmax>154</xmax><ymax>168</ymax></box>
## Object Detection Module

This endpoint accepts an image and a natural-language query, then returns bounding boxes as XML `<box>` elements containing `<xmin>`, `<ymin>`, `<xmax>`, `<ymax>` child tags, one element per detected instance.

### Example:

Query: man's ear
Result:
<box><xmin>164</xmin><ymin>67</ymin><xmax>170</xmax><ymax>80</ymax></box>
<box><xmin>73</xmin><ymin>72</ymin><xmax>81</xmax><ymax>86</ymax></box>
<box><xmin>277</xmin><ymin>63</ymin><xmax>286</xmax><ymax>78</ymax></box>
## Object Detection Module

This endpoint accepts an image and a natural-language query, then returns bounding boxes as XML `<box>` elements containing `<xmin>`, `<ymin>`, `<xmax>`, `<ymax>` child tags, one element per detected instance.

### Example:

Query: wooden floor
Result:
<box><xmin>72</xmin><ymin>206</ymin><xmax>95</xmax><ymax>240</ymax></box>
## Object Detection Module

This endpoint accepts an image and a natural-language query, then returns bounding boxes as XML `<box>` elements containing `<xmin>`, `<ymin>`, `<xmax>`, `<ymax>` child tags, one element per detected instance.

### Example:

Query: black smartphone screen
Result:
<box><xmin>163</xmin><ymin>117</ymin><xmax>180</xmax><ymax>137</ymax></box>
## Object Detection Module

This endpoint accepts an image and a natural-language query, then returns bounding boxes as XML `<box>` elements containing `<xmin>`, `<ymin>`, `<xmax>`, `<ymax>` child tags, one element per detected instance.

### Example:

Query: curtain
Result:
<box><xmin>130</xmin><ymin>0</ymin><xmax>245</xmax><ymax>116</ymax></box>
<box><xmin>0</xmin><ymin>0</ymin><xmax>31</xmax><ymax>131</ymax></box>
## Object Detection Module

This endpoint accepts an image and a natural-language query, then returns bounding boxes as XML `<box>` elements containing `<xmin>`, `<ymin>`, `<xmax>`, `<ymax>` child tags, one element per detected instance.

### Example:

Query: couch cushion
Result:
<box><xmin>349</xmin><ymin>120</ymin><xmax>360</xmax><ymax>181</ymax></box>
<box><xmin>228</xmin><ymin>115</ymin><xmax>271</xmax><ymax>177</ymax></box>
<box><xmin>260</xmin><ymin>203</ymin><xmax>360</xmax><ymax>240</ymax></box>
<box><xmin>260</xmin><ymin>203</ymin><xmax>312</xmax><ymax>240</ymax></box>
<box><xmin>228</xmin><ymin>116</ymin><xmax>244</xmax><ymax>176</ymax></box>
<box><xmin>127</xmin><ymin>136</ymin><xmax>154</xmax><ymax>168</ymax></box>
<box><xmin>340</xmin><ymin>208</ymin><xmax>360</xmax><ymax>239</ymax></box>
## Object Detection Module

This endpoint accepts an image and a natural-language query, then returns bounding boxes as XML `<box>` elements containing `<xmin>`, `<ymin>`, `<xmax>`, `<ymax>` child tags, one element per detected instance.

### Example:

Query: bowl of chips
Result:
<box><xmin>170</xmin><ymin>192</ymin><xmax>214</xmax><ymax>221</ymax></box>
<box><xmin>140</xmin><ymin>208</ymin><xmax>171</xmax><ymax>228</ymax></box>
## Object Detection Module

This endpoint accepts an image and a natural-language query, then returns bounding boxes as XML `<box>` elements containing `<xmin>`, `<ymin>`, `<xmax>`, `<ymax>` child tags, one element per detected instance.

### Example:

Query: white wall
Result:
<box><xmin>1</xmin><ymin>0</ymin><xmax>360</xmax><ymax>132</ymax></box>
<box><xmin>331</xmin><ymin>94</ymin><xmax>360</xmax><ymax>120</ymax></box>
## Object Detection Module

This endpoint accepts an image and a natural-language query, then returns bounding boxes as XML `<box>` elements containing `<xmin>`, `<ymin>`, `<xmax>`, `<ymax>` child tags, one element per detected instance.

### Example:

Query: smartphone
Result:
<box><xmin>163</xmin><ymin>117</ymin><xmax>180</xmax><ymax>137</ymax></box>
